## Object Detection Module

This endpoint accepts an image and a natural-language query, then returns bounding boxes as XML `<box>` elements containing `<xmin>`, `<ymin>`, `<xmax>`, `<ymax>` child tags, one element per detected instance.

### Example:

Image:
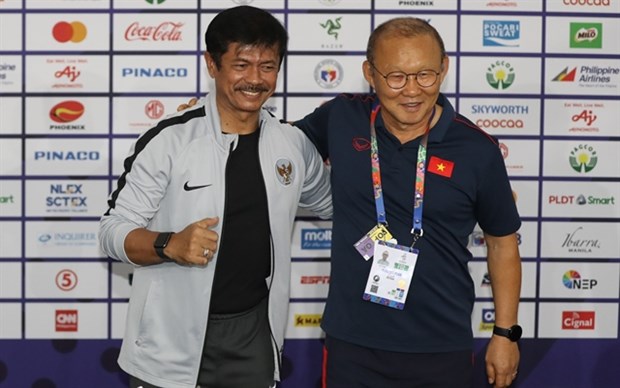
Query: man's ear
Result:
<box><xmin>204</xmin><ymin>52</ymin><xmax>216</xmax><ymax>78</ymax></box>
<box><xmin>362</xmin><ymin>60</ymin><xmax>376</xmax><ymax>90</ymax></box>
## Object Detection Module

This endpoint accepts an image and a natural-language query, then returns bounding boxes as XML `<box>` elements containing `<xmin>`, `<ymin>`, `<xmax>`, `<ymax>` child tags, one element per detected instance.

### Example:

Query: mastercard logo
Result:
<box><xmin>52</xmin><ymin>21</ymin><xmax>87</xmax><ymax>43</ymax></box>
<box><xmin>49</xmin><ymin>101</ymin><xmax>85</xmax><ymax>123</ymax></box>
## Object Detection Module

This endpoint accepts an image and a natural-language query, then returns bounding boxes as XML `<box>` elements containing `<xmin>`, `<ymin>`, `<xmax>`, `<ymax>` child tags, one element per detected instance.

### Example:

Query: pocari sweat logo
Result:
<box><xmin>301</xmin><ymin>228</ymin><xmax>332</xmax><ymax>249</ymax></box>
<box><xmin>483</xmin><ymin>20</ymin><xmax>520</xmax><ymax>47</ymax></box>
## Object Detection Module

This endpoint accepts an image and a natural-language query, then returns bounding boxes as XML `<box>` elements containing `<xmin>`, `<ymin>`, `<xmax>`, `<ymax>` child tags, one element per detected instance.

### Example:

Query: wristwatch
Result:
<box><xmin>493</xmin><ymin>324</ymin><xmax>522</xmax><ymax>342</ymax></box>
<box><xmin>154</xmin><ymin>232</ymin><xmax>174</xmax><ymax>262</ymax></box>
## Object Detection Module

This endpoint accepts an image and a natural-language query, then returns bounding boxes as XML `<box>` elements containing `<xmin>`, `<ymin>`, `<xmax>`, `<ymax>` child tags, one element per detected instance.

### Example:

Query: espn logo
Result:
<box><xmin>562</xmin><ymin>311</ymin><xmax>595</xmax><ymax>330</ymax></box>
<box><xmin>300</xmin><ymin>276</ymin><xmax>330</xmax><ymax>284</ymax></box>
<box><xmin>56</xmin><ymin>309</ymin><xmax>78</xmax><ymax>332</ymax></box>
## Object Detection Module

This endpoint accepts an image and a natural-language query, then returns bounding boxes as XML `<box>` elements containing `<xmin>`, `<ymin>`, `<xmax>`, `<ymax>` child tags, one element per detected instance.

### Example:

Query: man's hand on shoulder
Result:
<box><xmin>177</xmin><ymin>97</ymin><xmax>198</xmax><ymax>112</ymax></box>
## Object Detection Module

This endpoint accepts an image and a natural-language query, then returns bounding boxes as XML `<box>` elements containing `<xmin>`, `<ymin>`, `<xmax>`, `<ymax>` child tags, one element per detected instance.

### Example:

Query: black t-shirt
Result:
<box><xmin>209</xmin><ymin>129</ymin><xmax>271</xmax><ymax>314</ymax></box>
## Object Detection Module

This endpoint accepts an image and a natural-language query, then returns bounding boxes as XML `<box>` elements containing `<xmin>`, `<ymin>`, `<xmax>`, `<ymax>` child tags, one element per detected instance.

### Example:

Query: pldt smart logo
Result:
<box><xmin>301</xmin><ymin>228</ymin><xmax>332</xmax><ymax>249</ymax></box>
<box><xmin>483</xmin><ymin>20</ymin><xmax>520</xmax><ymax>47</ymax></box>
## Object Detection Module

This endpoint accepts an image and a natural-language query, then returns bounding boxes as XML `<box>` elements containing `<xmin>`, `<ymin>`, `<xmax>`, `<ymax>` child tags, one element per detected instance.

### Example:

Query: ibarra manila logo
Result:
<box><xmin>569</xmin><ymin>144</ymin><xmax>597</xmax><ymax>173</ymax></box>
<box><xmin>486</xmin><ymin>60</ymin><xmax>515</xmax><ymax>90</ymax></box>
<box><xmin>570</xmin><ymin>22</ymin><xmax>602</xmax><ymax>49</ymax></box>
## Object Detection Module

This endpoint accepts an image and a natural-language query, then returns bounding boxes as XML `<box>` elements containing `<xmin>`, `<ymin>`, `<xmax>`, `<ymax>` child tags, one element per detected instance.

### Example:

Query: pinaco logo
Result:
<box><xmin>52</xmin><ymin>21</ymin><xmax>87</xmax><ymax>43</ymax></box>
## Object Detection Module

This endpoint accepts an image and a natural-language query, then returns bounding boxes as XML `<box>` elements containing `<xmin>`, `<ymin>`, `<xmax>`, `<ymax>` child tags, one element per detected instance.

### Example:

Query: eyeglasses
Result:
<box><xmin>369</xmin><ymin>62</ymin><xmax>441</xmax><ymax>89</ymax></box>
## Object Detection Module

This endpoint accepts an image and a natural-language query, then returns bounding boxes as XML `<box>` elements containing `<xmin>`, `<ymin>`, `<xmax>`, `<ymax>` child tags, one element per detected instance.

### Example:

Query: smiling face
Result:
<box><xmin>205</xmin><ymin>42</ymin><xmax>280</xmax><ymax>133</ymax></box>
<box><xmin>363</xmin><ymin>32</ymin><xmax>449</xmax><ymax>140</ymax></box>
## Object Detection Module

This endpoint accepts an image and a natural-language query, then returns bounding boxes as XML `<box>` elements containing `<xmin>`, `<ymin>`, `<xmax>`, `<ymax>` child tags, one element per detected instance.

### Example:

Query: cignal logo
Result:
<box><xmin>294</xmin><ymin>314</ymin><xmax>322</xmax><ymax>327</ymax></box>
<box><xmin>49</xmin><ymin>100</ymin><xmax>84</xmax><ymax>123</ymax></box>
<box><xmin>301</xmin><ymin>228</ymin><xmax>332</xmax><ymax>249</ymax></box>
<box><xmin>562</xmin><ymin>269</ymin><xmax>597</xmax><ymax>290</ymax></box>
<box><xmin>552</xmin><ymin>67</ymin><xmax>577</xmax><ymax>82</ymax></box>
<box><xmin>55</xmin><ymin>309</ymin><xmax>78</xmax><ymax>332</ymax></box>
<box><xmin>570</xmin><ymin>22</ymin><xmax>603</xmax><ymax>49</ymax></box>
<box><xmin>562</xmin><ymin>311</ymin><xmax>595</xmax><ymax>330</ymax></box>
<box><xmin>479</xmin><ymin>308</ymin><xmax>495</xmax><ymax>331</ymax></box>
<box><xmin>52</xmin><ymin>21</ymin><xmax>87</xmax><ymax>43</ymax></box>
<box><xmin>300</xmin><ymin>276</ymin><xmax>330</xmax><ymax>284</ymax></box>
<box><xmin>486</xmin><ymin>60</ymin><xmax>515</xmax><ymax>90</ymax></box>
<box><xmin>145</xmin><ymin>100</ymin><xmax>164</xmax><ymax>120</ymax></box>
<box><xmin>314</xmin><ymin>59</ymin><xmax>343</xmax><ymax>89</ymax></box>
<box><xmin>569</xmin><ymin>144</ymin><xmax>597</xmax><ymax>173</ymax></box>
<box><xmin>483</xmin><ymin>20</ymin><xmax>520</xmax><ymax>47</ymax></box>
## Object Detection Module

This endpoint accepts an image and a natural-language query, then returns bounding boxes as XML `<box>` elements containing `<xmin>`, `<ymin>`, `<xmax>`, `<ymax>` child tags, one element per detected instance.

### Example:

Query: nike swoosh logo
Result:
<box><xmin>183</xmin><ymin>181</ymin><xmax>211</xmax><ymax>191</ymax></box>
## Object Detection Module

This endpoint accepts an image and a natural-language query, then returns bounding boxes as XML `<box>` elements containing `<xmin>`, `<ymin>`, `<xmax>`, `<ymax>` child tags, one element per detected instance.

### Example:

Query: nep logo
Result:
<box><xmin>483</xmin><ymin>20</ymin><xmax>520</xmax><ymax>47</ymax></box>
<box><xmin>294</xmin><ymin>314</ymin><xmax>322</xmax><ymax>327</ymax></box>
<box><xmin>570</xmin><ymin>23</ymin><xmax>602</xmax><ymax>49</ymax></box>
<box><xmin>56</xmin><ymin>309</ymin><xmax>78</xmax><ymax>332</ymax></box>
<box><xmin>486</xmin><ymin>60</ymin><xmax>515</xmax><ymax>90</ymax></box>
<box><xmin>301</xmin><ymin>228</ymin><xmax>332</xmax><ymax>249</ymax></box>
<box><xmin>562</xmin><ymin>311</ymin><xmax>595</xmax><ymax>330</ymax></box>
<box><xmin>52</xmin><ymin>21</ymin><xmax>87</xmax><ymax>43</ymax></box>
<box><xmin>562</xmin><ymin>269</ymin><xmax>597</xmax><ymax>290</ymax></box>
<box><xmin>569</xmin><ymin>144</ymin><xmax>597</xmax><ymax>173</ymax></box>
<box><xmin>314</xmin><ymin>59</ymin><xmax>343</xmax><ymax>89</ymax></box>
<box><xmin>479</xmin><ymin>308</ymin><xmax>495</xmax><ymax>331</ymax></box>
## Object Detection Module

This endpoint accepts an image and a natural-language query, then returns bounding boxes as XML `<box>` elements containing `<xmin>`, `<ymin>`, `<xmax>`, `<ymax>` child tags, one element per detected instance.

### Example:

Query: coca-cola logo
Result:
<box><xmin>124</xmin><ymin>21</ymin><xmax>184</xmax><ymax>41</ymax></box>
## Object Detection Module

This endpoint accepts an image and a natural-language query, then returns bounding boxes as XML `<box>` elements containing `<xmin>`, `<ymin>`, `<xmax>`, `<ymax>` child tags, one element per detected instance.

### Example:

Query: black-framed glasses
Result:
<box><xmin>369</xmin><ymin>62</ymin><xmax>441</xmax><ymax>89</ymax></box>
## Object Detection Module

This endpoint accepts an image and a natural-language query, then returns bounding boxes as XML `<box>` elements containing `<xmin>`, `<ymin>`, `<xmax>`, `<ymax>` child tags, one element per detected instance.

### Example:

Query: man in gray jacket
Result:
<box><xmin>99</xmin><ymin>6</ymin><xmax>332</xmax><ymax>388</ymax></box>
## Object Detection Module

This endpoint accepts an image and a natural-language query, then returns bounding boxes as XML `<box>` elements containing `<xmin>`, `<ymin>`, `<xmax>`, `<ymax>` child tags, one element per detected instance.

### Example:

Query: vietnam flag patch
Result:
<box><xmin>428</xmin><ymin>156</ymin><xmax>454</xmax><ymax>178</ymax></box>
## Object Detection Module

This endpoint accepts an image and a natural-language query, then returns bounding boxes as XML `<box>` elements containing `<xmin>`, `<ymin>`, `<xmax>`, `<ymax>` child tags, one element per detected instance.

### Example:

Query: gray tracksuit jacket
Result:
<box><xmin>99</xmin><ymin>93</ymin><xmax>332</xmax><ymax>388</ymax></box>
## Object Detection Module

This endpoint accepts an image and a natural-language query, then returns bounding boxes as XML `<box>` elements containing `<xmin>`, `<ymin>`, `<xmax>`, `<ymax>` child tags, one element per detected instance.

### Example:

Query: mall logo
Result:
<box><xmin>314</xmin><ymin>59</ymin><xmax>343</xmax><ymax>89</ymax></box>
<box><xmin>562</xmin><ymin>311</ymin><xmax>595</xmax><ymax>330</ymax></box>
<box><xmin>56</xmin><ymin>310</ymin><xmax>78</xmax><ymax>332</ymax></box>
<box><xmin>483</xmin><ymin>20</ymin><xmax>520</xmax><ymax>47</ymax></box>
<box><xmin>486</xmin><ymin>60</ymin><xmax>515</xmax><ymax>90</ymax></box>
<box><xmin>570</xmin><ymin>22</ymin><xmax>602</xmax><ymax>49</ymax></box>
<box><xmin>562</xmin><ymin>269</ymin><xmax>597</xmax><ymax>290</ymax></box>
<box><xmin>569</xmin><ymin>144</ymin><xmax>597</xmax><ymax>173</ymax></box>
<box><xmin>301</xmin><ymin>228</ymin><xmax>332</xmax><ymax>249</ymax></box>
<box><xmin>52</xmin><ymin>21</ymin><xmax>87</xmax><ymax>43</ymax></box>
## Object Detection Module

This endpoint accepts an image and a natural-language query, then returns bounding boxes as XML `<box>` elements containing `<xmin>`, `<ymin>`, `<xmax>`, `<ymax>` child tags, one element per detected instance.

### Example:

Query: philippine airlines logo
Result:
<box><xmin>125</xmin><ymin>22</ymin><xmax>184</xmax><ymax>41</ymax></box>
<box><xmin>314</xmin><ymin>59</ymin><xmax>343</xmax><ymax>89</ymax></box>
<box><xmin>145</xmin><ymin>100</ymin><xmax>164</xmax><ymax>120</ymax></box>
<box><xmin>552</xmin><ymin>67</ymin><xmax>577</xmax><ymax>82</ymax></box>
<box><xmin>562</xmin><ymin>311</ymin><xmax>595</xmax><ymax>330</ymax></box>
<box><xmin>486</xmin><ymin>60</ymin><xmax>515</xmax><ymax>90</ymax></box>
<box><xmin>52</xmin><ymin>21</ymin><xmax>87</xmax><ymax>43</ymax></box>
<box><xmin>483</xmin><ymin>20</ymin><xmax>520</xmax><ymax>47</ymax></box>
<box><xmin>49</xmin><ymin>101</ymin><xmax>84</xmax><ymax>123</ymax></box>
<box><xmin>56</xmin><ymin>269</ymin><xmax>78</xmax><ymax>291</ymax></box>
<box><xmin>562</xmin><ymin>270</ymin><xmax>597</xmax><ymax>290</ymax></box>
<box><xmin>570</xmin><ymin>23</ymin><xmax>603</xmax><ymax>49</ymax></box>
<box><xmin>569</xmin><ymin>144</ymin><xmax>597</xmax><ymax>173</ymax></box>
<box><xmin>56</xmin><ymin>309</ymin><xmax>78</xmax><ymax>332</ymax></box>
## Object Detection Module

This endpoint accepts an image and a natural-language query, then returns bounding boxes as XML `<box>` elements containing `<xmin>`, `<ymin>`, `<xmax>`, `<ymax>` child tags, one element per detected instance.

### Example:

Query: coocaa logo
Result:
<box><xmin>301</xmin><ymin>228</ymin><xmax>332</xmax><ymax>249</ymax></box>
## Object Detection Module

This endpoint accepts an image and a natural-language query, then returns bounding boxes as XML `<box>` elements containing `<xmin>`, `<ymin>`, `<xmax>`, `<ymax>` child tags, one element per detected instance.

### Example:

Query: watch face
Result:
<box><xmin>509</xmin><ymin>325</ymin><xmax>523</xmax><ymax>341</ymax></box>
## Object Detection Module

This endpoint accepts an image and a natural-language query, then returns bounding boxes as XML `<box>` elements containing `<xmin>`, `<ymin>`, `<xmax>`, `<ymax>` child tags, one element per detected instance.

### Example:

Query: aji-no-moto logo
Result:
<box><xmin>569</xmin><ymin>144</ymin><xmax>597</xmax><ymax>173</ymax></box>
<box><xmin>314</xmin><ymin>59</ymin><xmax>343</xmax><ymax>89</ymax></box>
<box><xmin>49</xmin><ymin>100</ymin><xmax>84</xmax><ymax>123</ymax></box>
<box><xmin>486</xmin><ymin>60</ymin><xmax>515</xmax><ymax>90</ymax></box>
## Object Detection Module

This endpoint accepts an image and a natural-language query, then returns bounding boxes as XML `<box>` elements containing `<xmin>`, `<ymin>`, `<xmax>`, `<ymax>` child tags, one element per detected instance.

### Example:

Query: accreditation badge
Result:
<box><xmin>353</xmin><ymin>224</ymin><xmax>396</xmax><ymax>261</ymax></box>
<box><xmin>362</xmin><ymin>240</ymin><xmax>419</xmax><ymax>310</ymax></box>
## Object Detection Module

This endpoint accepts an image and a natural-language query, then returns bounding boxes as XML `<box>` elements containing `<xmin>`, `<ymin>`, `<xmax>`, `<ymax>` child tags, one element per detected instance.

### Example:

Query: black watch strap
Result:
<box><xmin>493</xmin><ymin>324</ymin><xmax>522</xmax><ymax>342</ymax></box>
<box><xmin>154</xmin><ymin>232</ymin><xmax>174</xmax><ymax>262</ymax></box>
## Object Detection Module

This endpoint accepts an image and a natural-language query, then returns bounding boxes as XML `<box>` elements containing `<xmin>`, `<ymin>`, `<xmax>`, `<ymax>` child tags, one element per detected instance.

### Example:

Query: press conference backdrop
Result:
<box><xmin>1</xmin><ymin>0</ymin><xmax>619</xmax><ymax>387</ymax></box>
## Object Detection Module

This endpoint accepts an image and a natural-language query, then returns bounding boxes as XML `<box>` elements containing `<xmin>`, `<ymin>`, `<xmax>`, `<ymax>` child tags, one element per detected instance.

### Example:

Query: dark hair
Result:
<box><xmin>366</xmin><ymin>17</ymin><xmax>446</xmax><ymax>65</ymax></box>
<box><xmin>205</xmin><ymin>6</ymin><xmax>288</xmax><ymax>69</ymax></box>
